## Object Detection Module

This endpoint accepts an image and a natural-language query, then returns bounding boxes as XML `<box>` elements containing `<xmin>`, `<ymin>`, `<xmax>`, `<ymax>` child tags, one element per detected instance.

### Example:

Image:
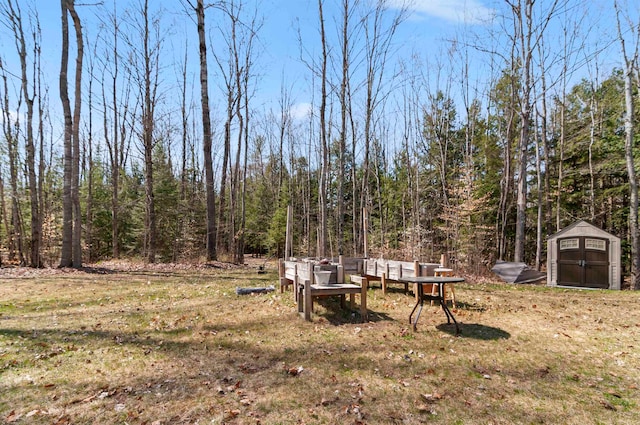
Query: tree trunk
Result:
<box><xmin>141</xmin><ymin>0</ymin><xmax>156</xmax><ymax>263</ymax></box>
<box><xmin>106</xmin><ymin>3</ymin><xmax>122</xmax><ymax>259</ymax></box>
<box><xmin>196</xmin><ymin>0</ymin><xmax>217</xmax><ymax>261</ymax></box>
<box><xmin>59</xmin><ymin>0</ymin><xmax>73</xmax><ymax>267</ymax></box>
<box><xmin>86</xmin><ymin>42</ymin><xmax>95</xmax><ymax>262</ymax></box>
<box><xmin>5</xmin><ymin>0</ymin><xmax>42</xmax><ymax>267</ymax></box>
<box><xmin>615</xmin><ymin>1</ymin><xmax>640</xmax><ymax>290</ymax></box>
<box><xmin>231</xmin><ymin>11</ymin><xmax>243</xmax><ymax>263</ymax></box>
<box><xmin>513</xmin><ymin>0</ymin><xmax>533</xmax><ymax>264</ymax></box>
<box><xmin>337</xmin><ymin>0</ymin><xmax>350</xmax><ymax>256</ymax></box>
<box><xmin>317</xmin><ymin>0</ymin><xmax>328</xmax><ymax>257</ymax></box>
<box><xmin>623</xmin><ymin>65</ymin><xmax>639</xmax><ymax>289</ymax></box>
<box><xmin>1</xmin><ymin>69</ymin><xmax>25</xmax><ymax>265</ymax></box>
<box><xmin>68</xmin><ymin>1</ymin><xmax>83</xmax><ymax>267</ymax></box>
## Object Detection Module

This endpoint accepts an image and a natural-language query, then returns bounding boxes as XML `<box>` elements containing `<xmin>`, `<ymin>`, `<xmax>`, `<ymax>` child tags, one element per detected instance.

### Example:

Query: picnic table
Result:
<box><xmin>398</xmin><ymin>276</ymin><xmax>464</xmax><ymax>333</ymax></box>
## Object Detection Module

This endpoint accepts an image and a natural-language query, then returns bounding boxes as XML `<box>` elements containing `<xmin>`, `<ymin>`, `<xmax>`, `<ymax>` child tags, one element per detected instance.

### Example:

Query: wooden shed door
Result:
<box><xmin>557</xmin><ymin>237</ymin><xmax>609</xmax><ymax>288</ymax></box>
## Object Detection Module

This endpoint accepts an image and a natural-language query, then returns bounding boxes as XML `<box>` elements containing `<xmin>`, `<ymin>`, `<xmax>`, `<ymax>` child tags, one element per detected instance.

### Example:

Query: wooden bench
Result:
<box><xmin>279</xmin><ymin>259</ymin><xmax>296</xmax><ymax>293</ymax></box>
<box><xmin>363</xmin><ymin>259</ymin><xmax>440</xmax><ymax>295</ymax></box>
<box><xmin>297</xmin><ymin>275</ymin><xmax>368</xmax><ymax>322</ymax></box>
<box><xmin>280</xmin><ymin>258</ymin><xmax>367</xmax><ymax>321</ymax></box>
<box><xmin>349</xmin><ymin>274</ymin><xmax>368</xmax><ymax>286</ymax></box>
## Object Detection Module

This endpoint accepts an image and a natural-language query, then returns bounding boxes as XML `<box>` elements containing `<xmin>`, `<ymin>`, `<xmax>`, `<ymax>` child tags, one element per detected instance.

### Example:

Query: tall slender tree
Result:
<box><xmin>59</xmin><ymin>0</ymin><xmax>83</xmax><ymax>268</ymax></box>
<box><xmin>317</xmin><ymin>0</ymin><xmax>329</xmax><ymax>257</ymax></box>
<box><xmin>0</xmin><ymin>60</ymin><xmax>25</xmax><ymax>265</ymax></box>
<box><xmin>69</xmin><ymin>1</ymin><xmax>83</xmax><ymax>267</ymax></box>
<box><xmin>124</xmin><ymin>0</ymin><xmax>162</xmax><ymax>263</ymax></box>
<box><xmin>192</xmin><ymin>0</ymin><xmax>217</xmax><ymax>261</ymax></box>
<box><xmin>615</xmin><ymin>0</ymin><xmax>640</xmax><ymax>290</ymax></box>
<box><xmin>506</xmin><ymin>0</ymin><xmax>560</xmax><ymax>263</ymax></box>
<box><xmin>2</xmin><ymin>0</ymin><xmax>42</xmax><ymax>267</ymax></box>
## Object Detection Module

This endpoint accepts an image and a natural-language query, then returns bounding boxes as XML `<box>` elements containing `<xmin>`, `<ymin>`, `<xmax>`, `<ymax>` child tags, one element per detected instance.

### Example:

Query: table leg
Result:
<box><xmin>409</xmin><ymin>283</ymin><xmax>424</xmax><ymax>331</ymax></box>
<box><xmin>438</xmin><ymin>284</ymin><xmax>459</xmax><ymax>334</ymax></box>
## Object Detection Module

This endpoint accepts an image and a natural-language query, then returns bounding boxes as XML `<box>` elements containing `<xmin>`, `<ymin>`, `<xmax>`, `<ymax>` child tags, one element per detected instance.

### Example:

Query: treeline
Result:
<box><xmin>0</xmin><ymin>1</ymin><xmax>639</xmax><ymax>287</ymax></box>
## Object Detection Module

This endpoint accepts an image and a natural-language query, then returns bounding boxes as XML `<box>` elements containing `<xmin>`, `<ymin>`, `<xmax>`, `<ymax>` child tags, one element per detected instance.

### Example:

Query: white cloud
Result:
<box><xmin>389</xmin><ymin>0</ymin><xmax>495</xmax><ymax>25</ymax></box>
<box><xmin>289</xmin><ymin>102</ymin><xmax>313</xmax><ymax>121</ymax></box>
<box><xmin>0</xmin><ymin>109</ymin><xmax>23</xmax><ymax>127</ymax></box>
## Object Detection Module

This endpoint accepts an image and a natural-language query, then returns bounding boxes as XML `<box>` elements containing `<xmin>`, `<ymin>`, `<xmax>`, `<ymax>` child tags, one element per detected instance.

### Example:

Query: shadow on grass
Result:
<box><xmin>437</xmin><ymin>322</ymin><xmax>511</xmax><ymax>340</ymax></box>
<box><xmin>313</xmin><ymin>297</ymin><xmax>394</xmax><ymax>325</ymax></box>
<box><xmin>76</xmin><ymin>266</ymin><xmax>119</xmax><ymax>274</ymax></box>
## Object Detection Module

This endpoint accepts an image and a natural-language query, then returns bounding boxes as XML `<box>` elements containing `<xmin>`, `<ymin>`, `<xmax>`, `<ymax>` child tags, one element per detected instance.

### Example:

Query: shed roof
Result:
<box><xmin>548</xmin><ymin>220</ymin><xmax>619</xmax><ymax>241</ymax></box>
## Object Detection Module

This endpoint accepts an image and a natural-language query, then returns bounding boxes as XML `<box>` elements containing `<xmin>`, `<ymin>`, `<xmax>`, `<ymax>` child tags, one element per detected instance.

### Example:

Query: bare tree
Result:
<box><xmin>189</xmin><ymin>0</ymin><xmax>217</xmax><ymax>261</ymax></box>
<box><xmin>236</xmin><ymin>5</ymin><xmax>261</xmax><ymax>264</ymax></box>
<box><xmin>85</xmin><ymin>33</ymin><xmax>97</xmax><ymax>261</ymax></box>
<box><xmin>59</xmin><ymin>0</ymin><xmax>73</xmax><ymax>267</ymax></box>
<box><xmin>0</xmin><ymin>60</ymin><xmax>25</xmax><ymax>265</ymax></box>
<box><xmin>317</xmin><ymin>0</ymin><xmax>329</xmax><ymax>257</ymax></box>
<box><xmin>98</xmin><ymin>0</ymin><xmax>130</xmax><ymax>259</ymax></box>
<box><xmin>505</xmin><ymin>0</ymin><xmax>560</xmax><ymax>263</ymax></box>
<box><xmin>210</xmin><ymin>2</ymin><xmax>238</xmax><ymax>257</ymax></box>
<box><xmin>337</xmin><ymin>0</ymin><xmax>354</xmax><ymax>256</ymax></box>
<box><xmin>124</xmin><ymin>0</ymin><xmax>162</xmax><ymax>263</ymax></box>
<box><xmin>59</xmin><ymin>0</ymin><xmax>83</xmax><ymax>268</ymax></box>
<box><xmin>359</xmin><ymin>0</ymin><xmax>406</xmax><ymax>255</ymax></box>
<box><xmin>68</xmin><ymin>1</ymin><xmax>83</xmax><ymax>267</ymax></box>
<box><xmin>615</xmin><ymin>0</ymin><xmax>640</xmax><ymax>290</ymax></box>
<box><xmin>2</xmin><ymin>0</ymin><xmax>42</xmax><ymax>267</ymax></box>
<box><xmin>0</xmin><ymin>163</ymin><xmax>5</xmax><ymax>267</ymax></box>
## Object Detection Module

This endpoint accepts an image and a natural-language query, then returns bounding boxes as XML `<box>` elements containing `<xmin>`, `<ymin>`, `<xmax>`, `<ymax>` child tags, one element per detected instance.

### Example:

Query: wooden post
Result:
<box><xmin>293</xmin><ymin>263</ymin><xmax>298</xmax><ymax>302</ymax></box>
<box><xmin>382</xmin><ymin>261</ymin><xmax>388</xmax><ymax>295</ymax></box>
<box><xmin>304</xmin><ymin>277</ymin><xmax>312</xmax><ymax>321</ymax></box>
<box><xmin>413</xmin><ymin>260</ymin><xmax>420</xmax><ymax>301</ymax></box>
<box><xmin>284</xmin><ymin>205</ymin><xmax>292</xmax><ymax>260</ymax></box>
<box><xmin>363</xmin><ymin>207</ymin><xmax>369</xmax><ymax>258</ymax></box>
<box><xmin>279</xmin><ymin>259</ymin><xmax>284</xmax><ymax>293</ymax></box>
<box><xmin>360</xmin><ymin>278</ymin><xmax>368</xmax><ymax>321</ymax></box>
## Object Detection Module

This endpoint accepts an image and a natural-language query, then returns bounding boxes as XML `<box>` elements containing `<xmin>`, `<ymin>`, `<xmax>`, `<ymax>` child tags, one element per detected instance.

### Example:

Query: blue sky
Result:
<box><xmin>1</xmin><ymin>0</ymin><xmax>504</xmax><ymax>125</ymax></box>
<box><xmin>1</xmin><ymin>0</ymin><xmax>639</xmax><ymax>153</ymax></box>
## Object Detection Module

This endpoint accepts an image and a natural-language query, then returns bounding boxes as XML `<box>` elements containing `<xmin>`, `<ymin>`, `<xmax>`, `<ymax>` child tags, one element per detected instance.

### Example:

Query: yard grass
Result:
<box><xmin>1</xmin><ymin>261</ymin><xmax>639</xmax><ymax>424</ymax></box>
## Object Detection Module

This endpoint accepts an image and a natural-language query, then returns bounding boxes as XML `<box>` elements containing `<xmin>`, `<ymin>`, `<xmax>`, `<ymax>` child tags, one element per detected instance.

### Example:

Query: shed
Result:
<box><xmin>547</xmin><ymin>220</ymin><xmax>621</xmax><ymax>290</ymax></box>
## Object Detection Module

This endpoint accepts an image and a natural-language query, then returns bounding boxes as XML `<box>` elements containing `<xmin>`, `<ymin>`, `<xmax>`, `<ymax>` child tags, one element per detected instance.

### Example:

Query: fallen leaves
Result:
<box><xmin>285</xmin><ymin>365</ymin><xmax>304</xmax><ymax>376</ymax></box>
<box><xmin>5</xmin><ymin>409</ymin><xmax>55</xmax><ymax>423</ymax></box>
<box><xmin>215</xmin><ymin>377</ymin><xmax>242</xmax><ymax>395</ymax></box>
<box><xmin>416</xmin><ymin>392</ymin><xmax>443</xmax><ymax>415</ymax></box>
<box><xmin>224</xmin><ymin>409</ymin><xmax>241</xmax><ymax>420</ymax></box>
<box><xmin>421</xmin><ymin>392</ymin><xmax>443</xmax><ymax>403</ymax></box>
<box><xmin>5</xmin><ymin>411</ymin><xmax>20</xmax><ymax>423</ymax></box>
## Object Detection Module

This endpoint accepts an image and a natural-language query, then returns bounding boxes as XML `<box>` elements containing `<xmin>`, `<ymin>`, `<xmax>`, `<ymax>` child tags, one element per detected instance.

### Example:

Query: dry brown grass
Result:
<box><xmin>1</xmin><ymin>261</ymin><xmax>639</xmax><ymax>424</ymax></box>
